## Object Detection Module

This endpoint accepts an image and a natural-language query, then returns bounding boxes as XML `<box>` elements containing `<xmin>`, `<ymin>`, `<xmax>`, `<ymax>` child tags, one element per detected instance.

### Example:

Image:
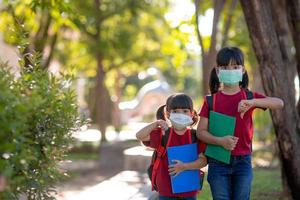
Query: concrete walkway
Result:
<box><xmin>59</xmin><ymin>171</ymin><xmax>157</xmax><ymax>200</ymax></box>
<box><xmin>56</xmin><ymin>138</ymin><xmax>157</xmax><ymax>200</ymax></box>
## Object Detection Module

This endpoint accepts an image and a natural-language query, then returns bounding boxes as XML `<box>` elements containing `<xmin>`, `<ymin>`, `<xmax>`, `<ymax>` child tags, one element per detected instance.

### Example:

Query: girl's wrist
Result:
<box><xmin>215</xmin><ymin>136</ymin><xmax>223</xmax><ymax>146</ymax></box>
<box><xmin>181</xmin><ymin>163</ymin><xmax>187</xmax><ymax>170</ymax></box>
<box><xmin>252</xmin><ymin>99</ymin><xmax>257</xmax><ymax>107</ymax></box>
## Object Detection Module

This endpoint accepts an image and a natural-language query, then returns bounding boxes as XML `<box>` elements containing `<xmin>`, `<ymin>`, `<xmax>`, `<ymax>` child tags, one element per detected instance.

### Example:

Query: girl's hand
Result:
<box><xmin>238</xmin><ymin>99</ymin><xmax>254</xmax><ymax>118</ymax></box>
<box><xmin>168</xmin><ymin>160</ymin><xmax>185</xmax><ymax>177</ymax></box>
<box><xmin>156</xmin><ymin>119</ymin><xmax>168</xmax><ymax>131</ymax></box>
<box><xmin>219</xmin><ymin>135</ymin><xmax>239</xmax><ymax>150</ymax></box>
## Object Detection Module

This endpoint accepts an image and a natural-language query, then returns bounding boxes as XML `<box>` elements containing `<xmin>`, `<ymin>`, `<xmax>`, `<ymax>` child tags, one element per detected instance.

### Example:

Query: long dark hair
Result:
<box><xmin>209</xmin><ymin>47</ymin><xmax>249</xmax><ymax>94</ymax></box>
<box><xmin>156</xmin><ymin>93</ymin><xmax>198</xmax><ymax>126</ymax></box>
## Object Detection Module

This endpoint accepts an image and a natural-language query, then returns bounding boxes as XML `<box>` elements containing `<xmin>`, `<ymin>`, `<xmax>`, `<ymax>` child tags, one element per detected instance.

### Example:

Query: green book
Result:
<box><xmin>205</xmin><ymin>111</ymin><xmax>236</xmax><ymax>164</ymax></box>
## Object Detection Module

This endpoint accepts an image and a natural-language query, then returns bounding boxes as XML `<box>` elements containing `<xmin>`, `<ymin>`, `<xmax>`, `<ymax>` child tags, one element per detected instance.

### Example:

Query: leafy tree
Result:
<box><xmin>60</xmin><ymin>0</ymin><xmax>191</xmax><ymax>141</ymax></box>
<box><xmin>0</xmin><ymin>0</ymin><xmax>74</xmax><ymax>69</ymax></box>
<box><xmin>1</xmin><ymin>0</ymin><xmax>207</xmax><ymax>143</ymax></box>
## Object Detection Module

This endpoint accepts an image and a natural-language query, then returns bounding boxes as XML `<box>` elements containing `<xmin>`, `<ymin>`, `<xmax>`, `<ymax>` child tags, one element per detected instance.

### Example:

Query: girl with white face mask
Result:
<box><xmin>136</xmin><ymin>93</ymin><xmax>207</xmax><ymax>200</ymax></box>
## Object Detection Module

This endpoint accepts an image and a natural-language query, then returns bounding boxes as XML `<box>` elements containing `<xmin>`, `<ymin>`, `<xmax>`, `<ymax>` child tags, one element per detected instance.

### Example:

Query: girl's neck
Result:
<box><xmin>172</xmin><ymin>128</ymin><xmax>186</xmax><ymax>135</ymax></box>
<box><xmin>221</xmin><ymin>85</ymin><xmax>241</xmax><ymax>95</ymax></box>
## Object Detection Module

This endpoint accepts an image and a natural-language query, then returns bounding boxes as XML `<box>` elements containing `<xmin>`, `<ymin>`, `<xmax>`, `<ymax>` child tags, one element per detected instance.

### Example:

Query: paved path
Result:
<box><xmin>55</xmin><ymin>140</ymin><xmax>151</xmax><ymax>200</ymax></box>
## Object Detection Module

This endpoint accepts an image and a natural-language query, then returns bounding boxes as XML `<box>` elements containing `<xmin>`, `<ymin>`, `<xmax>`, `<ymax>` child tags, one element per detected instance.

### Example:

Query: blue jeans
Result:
<box><xmin>207</xmin><ymin>155</ymin><xmax>253</xmax><ymax>200</ymax></box>
<box><xmin>158</xmin><ymin>195</ymin><xmax>197</xmax><ymax>200</ymax></box>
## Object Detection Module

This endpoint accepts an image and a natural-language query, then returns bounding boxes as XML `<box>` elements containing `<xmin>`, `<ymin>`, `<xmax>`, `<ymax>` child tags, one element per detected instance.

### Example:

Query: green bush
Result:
<box><xmin>0</xmin><ymin>53</ymin><xmax>84</xmax><ymax>199</ymax></box>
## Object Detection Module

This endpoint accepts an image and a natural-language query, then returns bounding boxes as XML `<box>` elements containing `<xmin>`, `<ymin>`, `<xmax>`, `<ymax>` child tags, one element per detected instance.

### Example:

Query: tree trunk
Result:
<box><xmin>92</xmin><ymin>0</ymin><xmax>111</xmax><ymax>143</ymax></box>
<box><xmin>240</xmin><ymin>0</ymin><xmax>300</xmax><ymax>199</ymax></box>
<box><xmin>202</xmin><ymin>0</ymin><xmax>225</xmax><ymax>94</ymax></box>
<box><xmin>112</xmin><ymin>69</ymin><xmax>122</xmax><ymax>133</ymax></box>
<box><xmin>95</xmin><ymin>53</ymin><xmax>109</xmax><ymax>142</ymax></box>
<box><xmin>195</xmin><ymin>0</ymin><xmax>226</xmax><ymax>95</ymax></box>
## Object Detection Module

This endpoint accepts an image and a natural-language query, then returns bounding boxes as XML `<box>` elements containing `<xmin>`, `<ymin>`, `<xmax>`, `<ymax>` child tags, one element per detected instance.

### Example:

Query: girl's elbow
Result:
<box><xmin>274</xmin><ymin>98</ymin><xmax>284</xmax><ymax>109</ymax></box>
<box><xmin>136</xmin><ymin>132</ymin><xmax>142</xmax><ymax>140</ymax></box>
<box><xmin>196</xmin><ymin>130</ymin><xmax>204</xmax><ymax>139</ymax></box>
<box><xmin>278</xmin><ymin>99</ymin><xmax>284</xmax><ymax>109</ymax></box>
<box><xmin>197</xmin><ymin>130</ymin><xmax>207</xmax><ymax>141</ymax></box>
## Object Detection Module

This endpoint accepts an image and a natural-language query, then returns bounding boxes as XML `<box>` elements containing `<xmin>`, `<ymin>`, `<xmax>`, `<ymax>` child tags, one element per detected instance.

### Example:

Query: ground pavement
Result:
<box><xmin>55</xmin><ymin>124</ymin><xmax>158</xmax><ymax>200</ymax></box>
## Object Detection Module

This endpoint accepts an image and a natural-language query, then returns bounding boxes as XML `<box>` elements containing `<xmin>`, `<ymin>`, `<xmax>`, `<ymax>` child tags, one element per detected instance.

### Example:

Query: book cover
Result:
<box><xmin>205</xmin><ymin>111</ymin><xmax>236</xmax><ymax>164</ymax></box>
<box><xmin>167</xmin><ymin>143</ymin><xmax>201</xmax><ymax>193</ymax></box>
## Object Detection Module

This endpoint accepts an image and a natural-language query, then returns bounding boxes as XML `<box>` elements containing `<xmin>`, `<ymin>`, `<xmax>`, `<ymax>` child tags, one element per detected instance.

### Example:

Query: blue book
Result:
<box><xmin>167</xmin><ymin>143</ymin><xmax>201</xmax><ymax>193</ymax></box>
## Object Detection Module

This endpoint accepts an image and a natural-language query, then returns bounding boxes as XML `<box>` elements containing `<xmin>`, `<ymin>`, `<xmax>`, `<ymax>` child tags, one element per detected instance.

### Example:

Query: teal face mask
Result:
<box><xmin>218</xmin><ymin>69</ymin><xmax>243</xmax><ymax>85</ymax></box>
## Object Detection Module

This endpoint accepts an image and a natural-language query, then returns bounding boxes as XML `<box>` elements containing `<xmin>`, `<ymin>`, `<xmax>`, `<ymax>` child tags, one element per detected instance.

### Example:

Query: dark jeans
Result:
<box><xmin>158</xmin><ymin>195</ymin><xmax>197</xmax><ymax>200</ymax></box>
<box><xmin>207</xmin><ymin>155</ymin><xmax>253</xmax><ymax>200</ymax></box>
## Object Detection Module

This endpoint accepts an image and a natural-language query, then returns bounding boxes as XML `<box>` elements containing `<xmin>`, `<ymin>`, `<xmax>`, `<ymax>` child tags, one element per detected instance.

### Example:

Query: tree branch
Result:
<box><xmin>221</xmin><ymin>0</ymin><xmax>238</xmax><ymax>47</ymax></box>
<box><xmin>194</xmin><ymin>0</ymin><xmax>205</xmax><ymax>57</ymax></box>
<box><xmin>99</xmin><ymin>2</ymin><xmax>130</xmax><ymax>23</ymax></box>
<box><xmin>71</xmin><ymin>17</ymin><xmax>97</xmax><ymax>39</ymax></box>
<box><xmin>210</xmin><ymin>0</ymin><xmax>225</xmax><ymax>50</ymax></box>
<box><xmin>108</xmin><ymin>54</ymin><xmax>163</xmax><ymax>71</ymax></box>
<box><xmin>94</xmin><ymin>0</ymin><xmax>101</xmax><ymax>38</ymax></box>
<box><xmin>33</xmin><ymin>9</ymin><xmax>52</xmax><ymax>53</ymax></box>
<box><xmin>43</xmin><ymin>31</ymin><xmax>58</xmax><ymax>70</ymax></box>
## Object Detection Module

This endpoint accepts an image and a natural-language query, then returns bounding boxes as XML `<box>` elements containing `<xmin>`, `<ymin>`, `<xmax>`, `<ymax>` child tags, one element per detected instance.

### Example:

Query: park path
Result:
<box><xmin>55</xmin><ymin>140</ymin><xmax>137</xmax><ymax>199</ymax></box>
<box><xmin>55</xmin><ymin>124</ymin><xmax>157</xmax><ymax>200</ymax></box>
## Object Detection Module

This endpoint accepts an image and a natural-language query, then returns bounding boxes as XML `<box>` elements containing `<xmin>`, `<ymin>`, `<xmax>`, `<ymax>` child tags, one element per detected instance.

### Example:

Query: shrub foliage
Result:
<box><xmin>0</xmin><ymin>51</ymin><xmax>83</xmax><ymax>199</ymax></box>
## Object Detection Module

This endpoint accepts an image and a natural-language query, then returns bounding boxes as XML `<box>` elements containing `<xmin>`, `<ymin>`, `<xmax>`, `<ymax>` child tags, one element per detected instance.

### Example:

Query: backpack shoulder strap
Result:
<box><xmin>161</xmin><ymin>128</ymin><xmax>170</xmax><ymax>147</ymax></box>
<box><xmin>205</xmin><ymin>95</ymin><xmax>213</xmax><ymax>111</ymax></box>
<box><xmin>190</xmin><ymin>129</ymin><xmax>198</xmax><ymax>143</ymax></box>
<box><xmin>246</xmin><ymin>90</ymin><xmax>254</xmax><ymax>100</ymax></box>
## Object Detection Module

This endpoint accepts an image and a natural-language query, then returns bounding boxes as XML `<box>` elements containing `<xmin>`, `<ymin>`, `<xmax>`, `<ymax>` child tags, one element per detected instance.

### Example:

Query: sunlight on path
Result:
<box><xmin>56</xmin><ymin>171</ymin><xmax>156</xmax><ymax>200</ymax></box>
<box><xmin>73</xmin><ymin>122</ymin><xmax>147</xmax><ymax>142</ymax></box>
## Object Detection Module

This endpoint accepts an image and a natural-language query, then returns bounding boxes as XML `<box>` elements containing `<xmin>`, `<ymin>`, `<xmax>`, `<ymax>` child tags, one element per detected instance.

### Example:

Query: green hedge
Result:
<box><xmin>0</xmin><ymin>55</ymin><xmax>84</xmax><ymax>199</ymax></box>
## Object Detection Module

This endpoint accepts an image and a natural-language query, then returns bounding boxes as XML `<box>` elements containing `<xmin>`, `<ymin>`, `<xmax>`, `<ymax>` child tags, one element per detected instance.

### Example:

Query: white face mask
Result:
<box><xmin>169</xmin><ymin>113</ymin><xmax>193</xmax><ymax>130</ymax></box>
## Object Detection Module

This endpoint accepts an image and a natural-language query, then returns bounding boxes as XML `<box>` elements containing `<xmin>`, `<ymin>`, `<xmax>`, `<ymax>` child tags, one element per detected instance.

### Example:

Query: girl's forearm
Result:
<box><xmin>197</xmin><ymin>129</ymin><xmax>238</xmax><ymax>151</ymax></box>
<box><xmin>183</xmin><ymin>155</ymin><xmax>207</xmax><ymax>170</ymax></box>
<box><xmin>196</xmin><ymin>129</ymin><xmax>223</xmax><ymax>146</ymax></box>
<box><xmin>136</xmin><ymin>121</ymin><xmax>157</xmax><ymax>141</ymax></box>
<box><xmin>254</xmin><ymin>97</ymin><xmax>284</xmax><ymax>110</ymax></box>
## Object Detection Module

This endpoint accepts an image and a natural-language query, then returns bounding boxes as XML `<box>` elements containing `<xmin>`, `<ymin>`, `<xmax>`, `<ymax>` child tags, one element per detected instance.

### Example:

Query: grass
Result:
<box><xmin>65</xmin><ymin>152</ymin><xmax>100</xmax><ymax>160</ymax></box>
<box><xmin>197</xmin><ymin>167</ymin><xmax>286</xmax><ymax>200</ymax></box>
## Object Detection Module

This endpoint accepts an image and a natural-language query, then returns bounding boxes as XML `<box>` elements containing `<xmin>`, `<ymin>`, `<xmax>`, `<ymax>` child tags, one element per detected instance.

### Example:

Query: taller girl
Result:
<box><xmin>197</xmin><ymin>47</ymin><xmax>284</xmax><ymax>200</ymax></box>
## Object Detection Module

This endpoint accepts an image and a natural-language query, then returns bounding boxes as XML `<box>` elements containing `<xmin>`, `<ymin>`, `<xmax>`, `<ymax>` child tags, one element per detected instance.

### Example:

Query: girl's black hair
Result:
<box><xmin>166</xmin><ymin>93</ymin><xmax>193</xmax><ymax>112</ymax></box>
<box><xmin>156</xmin><ymin>93</ymin><xmax>199</xmax><ymax>126</ymax></box>
<box><xmin>156</xmin><ymin>105</ymin><xmax>166</xmax><ymax>120</ymax></box>
<box><xmin>209</xmin><ymin>47</ymin><xmax>249</xmax><ymax>94</ymax></box>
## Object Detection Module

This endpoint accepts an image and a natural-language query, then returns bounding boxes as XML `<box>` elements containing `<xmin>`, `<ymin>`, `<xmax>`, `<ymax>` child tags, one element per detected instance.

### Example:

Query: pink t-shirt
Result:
<box><xmin>199</xmin><ymin>89</ymin><xmax>266</xmax><ymax>156</ymax></box>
